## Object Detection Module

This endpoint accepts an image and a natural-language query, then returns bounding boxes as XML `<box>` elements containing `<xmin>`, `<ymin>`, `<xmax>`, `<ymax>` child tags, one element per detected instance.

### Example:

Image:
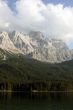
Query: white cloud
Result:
<box><xmin>0</xmin><ymin>0</ymin><xmax>73</xmax><ymax>46</ymax></box>
<box><xmin>0</xmin><ymin>0</ymin><xmax>13</xmax><ymax>30</ymax></box>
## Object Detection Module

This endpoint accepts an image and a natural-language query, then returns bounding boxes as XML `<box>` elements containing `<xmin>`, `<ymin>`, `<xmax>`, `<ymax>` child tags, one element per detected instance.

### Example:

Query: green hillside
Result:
<box><xmin>0</xmin><ymin>55</ymin><xmax>73</xmax><ymax>92</ymax></box>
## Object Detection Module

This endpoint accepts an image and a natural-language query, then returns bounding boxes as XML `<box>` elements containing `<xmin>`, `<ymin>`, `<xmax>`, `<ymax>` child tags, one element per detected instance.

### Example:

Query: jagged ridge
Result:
<box><xmin>0</xmin><ymin>31</ymin><xmax>72</xmax><ymax>63</ymax></box>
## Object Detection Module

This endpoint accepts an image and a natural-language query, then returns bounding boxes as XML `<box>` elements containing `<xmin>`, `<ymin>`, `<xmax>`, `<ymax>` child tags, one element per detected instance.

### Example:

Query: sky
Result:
<box><xmin>43</xmin><ymin>0</ymin><xmax>73</xmax><ymax>6</ymax></box>
<box><xmin>0</xmin><ymin>0</ymin><xmax>73</xmax><ymax>48</ymax></box>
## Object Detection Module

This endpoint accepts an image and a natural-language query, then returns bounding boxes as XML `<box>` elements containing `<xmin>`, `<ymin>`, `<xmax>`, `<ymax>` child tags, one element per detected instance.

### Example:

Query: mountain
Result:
<box><xmin>0</xmin><ymin>31</ymin><xmax>72</xmax><ymax>63</ymax></box>
<box><xmin>0</xmin><ymin>31</ymin><xmax>23</xmax><ymax>54</ymax></box>
<box><xmin>11</xmin><ymin>31</ymin><xmax>72</xmax><ymax>63</ymax></box>
<box><xmin>12</xmin><ymin>31</ymin><xmax>34</xmax><ymax>54</ymax></box>
<box><xmin>0</xmin><ymin>31</ymin><xmax>73</xmax><ymax>92</ymax></box>
<box><xmin>29</xmin><ymin>31</ymin><xmax>72</xmax><ymax>62</ymax></box>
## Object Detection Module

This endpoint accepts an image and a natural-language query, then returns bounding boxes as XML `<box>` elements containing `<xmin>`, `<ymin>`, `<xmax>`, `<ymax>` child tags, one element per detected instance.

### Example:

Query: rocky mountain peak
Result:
<box><xmin>0</xmin><ymin>30</ymin><xmax>72</xmax><ymax>63</ymax></box>
<box><xmin>13</xmin><ymin>31</ymin><xmax>34</xmax><ymax>54</ymax></box>
<box><xmin>0</xmin><ymin>31</ymin><xmax>23</xmax><ymax>54</ymax></box>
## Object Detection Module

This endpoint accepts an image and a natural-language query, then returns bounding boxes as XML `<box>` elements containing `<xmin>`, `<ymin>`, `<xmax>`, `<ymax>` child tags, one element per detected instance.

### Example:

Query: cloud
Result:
<box><xmin>0</xmin><ymin>0</ymin><xmax>73</xmax><ymax>46</ymax></box>
<box><xmin>15</xmin><ymin>0</ymin><xmax>45</xmax><ymax>32</ymax></box>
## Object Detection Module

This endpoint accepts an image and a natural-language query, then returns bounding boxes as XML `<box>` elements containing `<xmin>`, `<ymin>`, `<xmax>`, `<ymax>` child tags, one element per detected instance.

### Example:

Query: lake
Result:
<box><xmin>0</xmin><ymin>92</ymin><xmax>73</xmax><ymax>110</ymax></box>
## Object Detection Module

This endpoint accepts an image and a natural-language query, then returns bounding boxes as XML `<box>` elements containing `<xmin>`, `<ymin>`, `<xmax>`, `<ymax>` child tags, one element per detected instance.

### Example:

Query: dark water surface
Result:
<box><xmin>0</xmin><ymin>92</ymin><xmax>73</xmax><ymax>110</ymax></box>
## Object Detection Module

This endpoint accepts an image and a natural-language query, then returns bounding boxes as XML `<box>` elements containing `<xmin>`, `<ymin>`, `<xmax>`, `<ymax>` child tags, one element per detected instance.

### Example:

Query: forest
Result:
<box><xmin>0</xmin><ymin>55</ymin><xmax>73</xmax><ymax>92</ymax></box>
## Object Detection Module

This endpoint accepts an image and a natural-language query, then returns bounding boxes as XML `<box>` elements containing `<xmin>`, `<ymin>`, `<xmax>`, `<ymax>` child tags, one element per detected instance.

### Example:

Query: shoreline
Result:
<box><xmin>0</xmin><ymin>90</ymin><xmax>73</xmax><ymax>93</ymax></box>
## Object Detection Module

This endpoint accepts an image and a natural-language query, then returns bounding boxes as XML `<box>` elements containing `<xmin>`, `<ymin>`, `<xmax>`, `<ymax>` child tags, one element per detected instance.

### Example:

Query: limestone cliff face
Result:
<box><xmin>12</xmin><ymin>31</ymin><xmax>34</xmax><ymax>54</ymax></box>
<box><xmin>0</xmin><ymin>31</ymin><xmax>22</xmax><ymax>54</ymax></box>
<box><xmin>0</xmin><ymin>31</ymin><xmax>72</xmax><ymax>63</ymax></box>
<box><xmin>28</xmin><ymin>31</ymin><xmax>72</xmax><ymax>63</ymax></box>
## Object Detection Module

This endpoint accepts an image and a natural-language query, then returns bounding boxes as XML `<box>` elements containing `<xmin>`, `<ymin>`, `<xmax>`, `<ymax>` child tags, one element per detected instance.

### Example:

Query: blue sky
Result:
<box><xmin>7</xmin><ymin>0</ymin><xmax>73</xmax><ymax>9</ymax></box>
<box><xmin>43</xmin><ymin>0</ymin><xmax>73</xmax><ymax>7</ymax></box>
<box><xmin>7</xmin><ymin>0</ymin><xmax>17</xmax><ymax>11</ymax></box>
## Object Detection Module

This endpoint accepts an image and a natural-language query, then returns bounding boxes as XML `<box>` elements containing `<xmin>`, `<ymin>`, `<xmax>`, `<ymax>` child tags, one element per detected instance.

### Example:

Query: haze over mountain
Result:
<box><xmin>0</xmin><ymin>31</ymin><xmax>72</xmax><ymax>63</ymax></box>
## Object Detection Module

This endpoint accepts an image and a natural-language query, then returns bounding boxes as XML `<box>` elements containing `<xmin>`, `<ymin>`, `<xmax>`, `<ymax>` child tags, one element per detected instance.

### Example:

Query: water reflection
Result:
<box><xmin>0</xmin><ymin>92</ymin><xmax>73</xmax><ymax>110</ymax></box>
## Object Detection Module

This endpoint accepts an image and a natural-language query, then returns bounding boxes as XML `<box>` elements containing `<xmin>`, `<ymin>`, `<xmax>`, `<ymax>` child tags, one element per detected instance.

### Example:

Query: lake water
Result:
<box><xmin>0</xmin><ymin>92</ymin><xmax>73</xmax><ymax>110</ymax></box>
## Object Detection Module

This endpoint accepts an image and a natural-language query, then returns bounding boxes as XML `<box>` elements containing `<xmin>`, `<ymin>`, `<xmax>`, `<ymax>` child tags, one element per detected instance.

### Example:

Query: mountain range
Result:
<box><xmin>0</xmin><ymin>31</ymin><xmax>72</xmax><ymax>63</ymax></box>
<box><xmin>0</xmin><ymin>31</ymin><xmax>73</xmax><ymax>91</ymax></box>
